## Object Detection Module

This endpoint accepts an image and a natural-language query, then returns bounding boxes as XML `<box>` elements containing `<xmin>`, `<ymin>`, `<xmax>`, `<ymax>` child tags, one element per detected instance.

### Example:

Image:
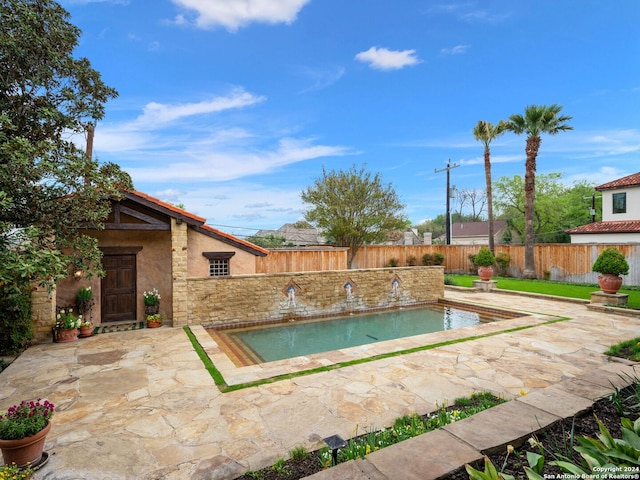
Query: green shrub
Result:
<box><xmin>406</xmin><ymin>255</ymin><xmax>418</xmax><ymax>266</ymax></box>
<box><xmin>474</xmin><ymin>247</ymin><xmax>496</xmax><ymax>267</ymax></box>
<box><xmin>468</xmin><ymin>254</ymin><xmax>477</xmax><ymax>274</ymax></box>
<box><xmin>0</xmin><ymin>281</ymin><xmax>33</xmax><ymax>355</ymax></box>
<box><xmin>422</xmin><ymin>253</ymin><xmax>444</xmax><ymax>266</ymax></box>
<box><xmin>386</xmin><ymin>258</ymin><xmax>399</xmax><ymax>267</ymax></box>
<box><xmin>495</xmin><ymin>252</ymin><xmax>510</xmax><ymax>275</ymax></box>
<box><xmin>444</xmin><ymin>275</ymin><xmax>457</xmax><ymax>286</ymax></box>
<box><xmin>592</xmin><ymin>248</ymin><xmax>629</xmax><ymax>276</ymax></box>
<box><xmin>422</xmin><ymin>253</ymin><xmax>433</xmax><ymax>265</ymax></box>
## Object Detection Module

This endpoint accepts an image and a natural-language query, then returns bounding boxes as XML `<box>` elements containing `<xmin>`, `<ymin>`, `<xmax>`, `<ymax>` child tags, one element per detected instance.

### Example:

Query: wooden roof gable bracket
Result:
<box><xmin>105</xmin><ymin>203</ymin><xmax>171</xmax><ymax>230</ymax></box>
<box><xmin>126</xmin><ymin>192</ymin><xmax>204</xmax><ymax>227</ymax></box>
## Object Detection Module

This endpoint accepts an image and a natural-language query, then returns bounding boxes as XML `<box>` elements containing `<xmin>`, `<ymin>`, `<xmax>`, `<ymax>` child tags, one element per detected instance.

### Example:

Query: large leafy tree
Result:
<box><xmin>494</xmin><ymin>173</ymin><xmax>598</xmax><ymax>244</ymax></box>
<box><xmin>473</xmin><ymin>120</ymin><xmax>506</xmax><ymax>254</ymax></box>
<box><xmin>504</xmin><ymin>105</ymin><xmax>572</xmax><ymax>278</ymax></box>
<box><xmin>301</xmin><ymin>165</ymin><xmax>407</xmax><ymax>267</ymax></box>
<box><xmin>0</xmin><ymin>0</ymin><xmax>132</xmax><ymax>290</ymax></box>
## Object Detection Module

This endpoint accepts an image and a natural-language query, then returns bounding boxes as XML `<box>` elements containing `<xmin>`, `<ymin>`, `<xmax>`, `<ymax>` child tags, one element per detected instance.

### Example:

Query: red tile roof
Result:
<box><xmin>596</xmin><ymin>172</ymin><xmax>640</xmax><ymax>191</ymax></box>
<box><xmin>566</xmin><ymin>220</ymin><xmax>640</xmax><ymax>234</ymax></box>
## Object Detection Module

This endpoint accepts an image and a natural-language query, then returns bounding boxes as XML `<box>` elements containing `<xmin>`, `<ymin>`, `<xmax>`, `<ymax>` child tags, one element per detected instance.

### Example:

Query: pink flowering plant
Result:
<box><xmin>0</xmin><ymin>398</ymin><xmax>55</xmax><ymax>440</ymax></box>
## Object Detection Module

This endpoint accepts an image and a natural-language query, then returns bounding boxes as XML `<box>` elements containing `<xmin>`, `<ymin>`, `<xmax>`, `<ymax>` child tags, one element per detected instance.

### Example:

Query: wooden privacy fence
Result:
<box><xmin>255</xmin><ymin>247</ymin><xmax>349</xmax><ymax>274</ymax></box>
<box><xmin>256</xmin><ymin>244</ymin><xmax>640</xmax><ymax>286</ymax></box>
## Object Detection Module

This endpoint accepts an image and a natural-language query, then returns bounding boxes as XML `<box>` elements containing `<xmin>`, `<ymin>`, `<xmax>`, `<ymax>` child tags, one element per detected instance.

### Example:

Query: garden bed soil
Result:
<box><xmin>442</xmin><ymin>388</ymin><xmax>639</xmax><ymax>480</ymax></box>
<box><xmin>234</xmin><ymin>382</ymin><xmax>639</xmax><ymax>480</ymax></box>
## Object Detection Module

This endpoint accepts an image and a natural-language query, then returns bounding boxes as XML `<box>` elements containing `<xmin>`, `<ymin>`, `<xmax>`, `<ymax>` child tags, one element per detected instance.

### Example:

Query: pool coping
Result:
<box><xmin>205</xmin><ymin>299</ymin><xmax>526</xmax><ymax>368</ymax></box>
<box><xmin>191</xmin><ymin>300</ymin><xmax>561</xmax><ymax>387</ymax></box>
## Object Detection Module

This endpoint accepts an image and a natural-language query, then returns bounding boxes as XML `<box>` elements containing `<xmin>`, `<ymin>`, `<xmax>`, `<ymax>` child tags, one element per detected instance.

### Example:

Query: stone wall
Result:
<box><xmin>171</xmin><ymin>219</ymin><xmax>189</xmax><ymax>327</ymax></box>
<box><xmin>31</xmin><ymin>284</ymin><xmax>56</xmax><ymax>339</ymax></box>
<box><xmin>186</xmin><ymin>266</ymin><xmax>444</xmax><ymax>327</ymax></box>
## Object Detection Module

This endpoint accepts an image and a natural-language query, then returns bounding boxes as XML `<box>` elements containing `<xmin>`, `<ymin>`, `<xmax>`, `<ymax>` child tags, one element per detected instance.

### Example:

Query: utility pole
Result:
<box><xmin>435</xmin><ymin>160</ymin><xmax>460</xmax><ymax>245</ymax></box>
<box><xmin>583</xmin><ymin>193</ymin><xmax>600</xmax><ymax>223</ymax></box>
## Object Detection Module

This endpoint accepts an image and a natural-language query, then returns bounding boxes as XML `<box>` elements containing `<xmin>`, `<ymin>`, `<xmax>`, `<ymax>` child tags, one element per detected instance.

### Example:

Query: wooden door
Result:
<box><xmin>101</xmin><ymin>255</ymin><xmax>137</xmax><ymax>322</ymax></box>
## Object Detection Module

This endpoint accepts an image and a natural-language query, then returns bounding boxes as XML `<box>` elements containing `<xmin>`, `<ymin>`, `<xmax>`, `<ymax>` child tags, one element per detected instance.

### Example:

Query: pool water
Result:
<box><xmin>210</xmin><ymin>303</ymin><xmax>513</xmax><ymax>365</ymax></box>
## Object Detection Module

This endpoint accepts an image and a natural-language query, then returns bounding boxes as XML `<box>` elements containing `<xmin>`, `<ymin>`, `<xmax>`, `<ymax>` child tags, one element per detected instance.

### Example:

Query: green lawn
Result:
<box><xmin>446</xmin><ymin>274</ymin><xmax>640</xmax><ymax>309</ymax></box>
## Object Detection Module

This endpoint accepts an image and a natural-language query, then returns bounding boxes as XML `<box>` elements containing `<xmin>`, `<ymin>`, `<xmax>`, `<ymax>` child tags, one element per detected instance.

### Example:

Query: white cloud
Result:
<box><xmin>294</xmin><ymin>66</ymin><xmax>345</xmax><ymax>93</ymax></box>
<box><xmin>153</xmin><ymin>183</ymin><xmax>307</xmax><ymax>233</ymax></box>
<box><xmin>441</xmin><ymin>44</ymin><xmax>470</xmax><ymax>55</ymax></box>
<box><xmin>133</xmin><ymin>89</ymin><xmax>265</xmax><ymax>127</ymax></box>
<box><xmin>124</xmin><ymin>137</ymin><xmax>352</xmax><ymax>182</ymax></box>
<box><xmin>427</xmin><ymin>3</ymin><xmax>511</xmax><ymax>24</ymax></box>
<box><xmin>355</xmin><ymin>47</ymin><xmax>421</xmax><ymax>71</ymax></box>
<box><xmin>170</xmin><ymin>0</ymin><xmax>310</xmax><ymax>31</ymax></box>
<box><xmin>461</xmin><ymin>154</ymin><xmax>521</xmax><ymax>167</ymax></box>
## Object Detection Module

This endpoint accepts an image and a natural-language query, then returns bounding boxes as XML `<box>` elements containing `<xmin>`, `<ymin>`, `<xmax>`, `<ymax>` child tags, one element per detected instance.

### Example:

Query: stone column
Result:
<box><xmin>31</xmin><ymin>283</ymin><xmax>56</xmax><ymax>343</ymax></box>
<box><xmin>171</xmin><ymin>219</ymin><xmax>189</xmax><ymax>326</ymax></box>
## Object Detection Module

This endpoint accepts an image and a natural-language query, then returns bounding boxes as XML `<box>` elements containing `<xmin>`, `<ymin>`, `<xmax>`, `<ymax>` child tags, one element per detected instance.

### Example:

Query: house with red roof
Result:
<box><xmin>566</xmin><ymin>172</ymin><xmax>640</xmax><ymax>243</ymax></box>
<box><xmin>54</xmin><ymin>190</ymin><xmax>268</xmax><ymax>330</ymax></box>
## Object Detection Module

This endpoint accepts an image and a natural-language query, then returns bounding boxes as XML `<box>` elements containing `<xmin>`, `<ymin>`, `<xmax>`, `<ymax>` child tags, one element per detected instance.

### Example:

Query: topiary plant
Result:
<box><xmin>473</xmin><ymin>247</ymin><xmax>496</xmax><ymax>267</ymax></box>
<box><xmin>592</xmin><ymin>248</ymin><xmax>629</xmax><ymax>276</ymax></box>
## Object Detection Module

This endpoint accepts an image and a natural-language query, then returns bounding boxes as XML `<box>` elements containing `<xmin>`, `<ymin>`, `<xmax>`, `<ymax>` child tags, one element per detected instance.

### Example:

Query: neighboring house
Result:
<box><xmin>567</xmin><ymin>172</ymin><xmax>640</xmax><ymax>244</ymax></box>
<box><xmin>450</xmin><ymin>220</ymin><xmax>519</xmax><ymax>246</ymax></box>
<box><xmin>387</xmin><ymin>228</ymin><xmax>432</xmax><ymax>245</ymax></box>
<box><xmin>255</xmin><ymin>223</ymin><xmax>325</xmax><ymax>246</ymax></box>
<box><xmin>54</xmin><ymin>190</ymin><xmax>268</xmax><ymax>328</ymax></box>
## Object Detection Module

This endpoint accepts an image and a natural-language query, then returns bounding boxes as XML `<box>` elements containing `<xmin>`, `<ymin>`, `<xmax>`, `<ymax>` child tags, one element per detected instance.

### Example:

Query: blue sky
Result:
<box><xmin>60</xmin><ymin>0</ymin><xmax>640</xmax><ymax>238</ymax></box>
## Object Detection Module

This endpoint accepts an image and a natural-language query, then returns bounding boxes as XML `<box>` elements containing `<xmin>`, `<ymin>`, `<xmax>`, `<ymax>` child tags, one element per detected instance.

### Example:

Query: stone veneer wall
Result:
<box><xmin>31</xmin><ymin>284</ymin><xmax>56</xmax><ymax>338</ymax></box>
<box><xmin>186</xmin><ymin>266</ymin><xmax>444</xmax><ymax>327</ymax></box>
<box><xmin>171</xmin><ymin>218</ymin><xmax>189</xmax><ymax>327</ymax></box>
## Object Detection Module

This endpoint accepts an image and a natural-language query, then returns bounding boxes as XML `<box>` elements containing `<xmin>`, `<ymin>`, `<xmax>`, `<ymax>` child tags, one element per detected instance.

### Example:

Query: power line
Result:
<box><xmin>206</xmin><ymin>223</ymin><xmax>263</xmax><ymax>232</ymax></box>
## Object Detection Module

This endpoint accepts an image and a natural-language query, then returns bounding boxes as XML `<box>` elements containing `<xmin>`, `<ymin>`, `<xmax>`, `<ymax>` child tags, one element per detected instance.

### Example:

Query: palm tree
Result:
<box><xmin>473</xmin><ymin>120</ymin><xmax>506</xmax><ymax>255</ymax></box>
<box><xmin>504</xmin><ymin>104</ymin><xmax>573</xmax><ymax>279</ymax></box>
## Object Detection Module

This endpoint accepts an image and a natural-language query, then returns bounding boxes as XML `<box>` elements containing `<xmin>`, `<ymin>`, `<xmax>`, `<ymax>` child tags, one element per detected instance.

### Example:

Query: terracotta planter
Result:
<box><xmin>79</xmin><ymin>325</ymin><xmax>94</xmax><ymax>338</ymax></box>
<box><xmin>477</xmin><ymin>266</ymin><xmax>494</xmax><ymax>281</ymax></box>
<box><xmin>55</xmin><ymin>328</ymin><xmax>78</xmax><ymax>343</ymax></box>
<box><xmin>598</xmin><ymin>274</ymin><xmax>623</xmax><ymax>294</ymax></box>
<box><xmin>147</xmin><ymin>320</ymin><xmax>161</xmax><ymax>328</ymax></box>
<box><xmin>0</xmin><ymin>421</ymin><xmax>51</xmax><ymax>467</ymax></box>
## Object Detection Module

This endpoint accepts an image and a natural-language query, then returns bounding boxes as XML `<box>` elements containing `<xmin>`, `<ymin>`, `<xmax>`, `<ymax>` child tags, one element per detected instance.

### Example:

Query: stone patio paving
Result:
<box><xmin>0</xmin><ymin>288</ymin><xmax>638</xmax><ymax>479</ymax></box>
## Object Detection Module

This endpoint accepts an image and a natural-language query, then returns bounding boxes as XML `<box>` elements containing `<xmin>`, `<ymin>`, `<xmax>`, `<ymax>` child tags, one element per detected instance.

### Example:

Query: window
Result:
<box><xmin>209</xmin><ymin>259</ymin><xmax>229</xmax><ymax>276</ymax></box>
<box><xmin>202</xmin><ymin>251</ymin><xmax>235</xmax><ymax>277</ymax></box>
<box><xmin>612</xmin><ymin>192</ymin><xmax>626</xmax><ymax>214</ymax></box>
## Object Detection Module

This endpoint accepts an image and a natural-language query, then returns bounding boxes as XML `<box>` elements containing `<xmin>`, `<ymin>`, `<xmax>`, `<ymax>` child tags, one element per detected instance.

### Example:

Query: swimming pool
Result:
<box><xmin>207</xmin><ymin>301</ymin><xmax>522</xmax><ymax>366</ymax></box>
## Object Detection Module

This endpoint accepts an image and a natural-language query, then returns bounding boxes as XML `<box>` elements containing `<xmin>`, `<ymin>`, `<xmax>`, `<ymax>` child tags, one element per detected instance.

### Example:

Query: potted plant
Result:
<box><xmin>76</xmin><ymin>286</ymin><xmax>93</xmax><ymax>318</ymax></box>
<box><xmin>78</xmin><ymin>319</ymin><xmax>94</xmax><ymax>338</ymax></box>
<box><xmin>0</xmin><ymin>398</ymin><xmax>55</xmax><ymax>468</ymax></box>
<box><xmin>592</xmin><ymin>247</ymin><xmax>629</xmax><ymax>294</ymax></box>
<box><xmin>474</xmin><ymin>247</ymin><xmax>496</xmax><ymax>281</ymax></box>
<box><xmin>143</xmin><ymin>288</ymin><xmax>161</xmax><ymax>316</ymax></box>
<box><xmin>53</xmin><ymin>309</ymin><xmax>81</xmax><ymax>343</ymax></box>
<box><xmin>146</xmin><ymin>314</ymin><xmax>162</xmax><ymax>328</ymax></box>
